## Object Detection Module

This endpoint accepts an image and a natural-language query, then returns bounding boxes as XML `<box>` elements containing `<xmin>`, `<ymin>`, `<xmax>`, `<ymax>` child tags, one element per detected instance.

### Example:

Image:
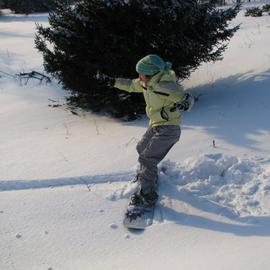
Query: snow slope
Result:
<box><xmin>1</xmin><ymin>6</ymin><xmax>270</xmax><ymax>270</ymax></box>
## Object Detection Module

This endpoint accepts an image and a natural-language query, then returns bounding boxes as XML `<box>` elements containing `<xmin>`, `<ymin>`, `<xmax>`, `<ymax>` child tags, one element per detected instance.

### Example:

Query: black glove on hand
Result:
<box><xmin>96</xmin><ymin>73</ymin><xmax>115</xmax><ymax>87</ymax></box>
<box><xmin>170</xmin><ymin>92</ymin><xmax>194</xmax><ymax>112</ymax></box>
<box><xmin>104</xmin><ymin>76</ymin><xmax>115</xmax><ymax>87</ymax></box>
<box><xmin>176</xmin><ymin>100</ymin><xmax>190</xmax><ymax>112</ymax></box>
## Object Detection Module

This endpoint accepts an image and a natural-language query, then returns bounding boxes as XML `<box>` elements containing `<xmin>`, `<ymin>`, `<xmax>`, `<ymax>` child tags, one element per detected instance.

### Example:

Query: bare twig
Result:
<box><xmin>16</xmin><ymin>71</ymin><xmax>51</xmax><ymax>85</ymax></box>
<box><xmin>79</xmin><ymin>177</ymin><xmax>92</xmax><ymax>192</ymax></box>
<box><xmin>48</xmin><ymin>104</ymin><xmax>62</xmax><ymax>108</ymax></box>
<box><xmin>70</xmin><ymin>110</ymin><xmax>79</xmax><ymax>116</ymax></box>
<box><xmin>94</xmin><ymin>120</ymin><xmax>100</xmax><ymax>135</ymax></box>
<box><xmin>48</xmin><ymin>98</ymin><xmax>59</xmax><ymax>103</ymax></box>
<box><xmin>59</xmin><ymin>152</ymin><xmax>68</xmax><ymax>162</ymax></box>
<box><xmin>63</xmin><ymin>123</ymin><xmax>70</xmax><ymax>138</ymax></box>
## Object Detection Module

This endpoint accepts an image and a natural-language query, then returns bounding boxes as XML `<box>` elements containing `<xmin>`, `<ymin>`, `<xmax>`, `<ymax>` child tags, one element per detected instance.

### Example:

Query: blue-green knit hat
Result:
<box><xmin>136</xmin><ymin>54</ymin><xmax>172</xmax><ymax>76</ymax></box>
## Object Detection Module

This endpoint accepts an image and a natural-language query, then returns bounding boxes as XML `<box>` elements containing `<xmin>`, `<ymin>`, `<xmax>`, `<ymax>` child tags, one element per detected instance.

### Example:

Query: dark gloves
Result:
<box><xmin>103</xmin><ymin>76</ymin><xmax>115</xmax><ymax>87</ymax></box>
<box><xmin>96</xmin><ymin>73</ymin><xmax>115</xmax><ymax>87</ymax></box>
<box><xmin>170</xmin><ymin>92</ymin><xmax>194</xmax><ymax>112</ymax></box>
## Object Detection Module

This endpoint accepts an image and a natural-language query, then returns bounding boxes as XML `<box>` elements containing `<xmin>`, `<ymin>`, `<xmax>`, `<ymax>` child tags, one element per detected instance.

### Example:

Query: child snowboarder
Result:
<box><xmin>113</xmin><ymin>54</ymin><xmax>194</xmax><ymax>217</ymax></box>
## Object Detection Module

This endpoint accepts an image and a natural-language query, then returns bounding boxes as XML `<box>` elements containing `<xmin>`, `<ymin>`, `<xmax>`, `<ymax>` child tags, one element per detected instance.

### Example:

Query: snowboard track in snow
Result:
<box><xmin>0</xmin><ymin>171</ymin><xmax>134</xmax><ymax>192</ymax></box>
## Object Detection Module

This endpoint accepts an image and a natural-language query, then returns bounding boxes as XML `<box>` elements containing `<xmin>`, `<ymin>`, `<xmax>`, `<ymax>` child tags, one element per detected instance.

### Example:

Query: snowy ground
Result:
<box><xmin>1</xmin><ymin>5</ymin><xmax>270</xmax><ymax>270</ymax></box>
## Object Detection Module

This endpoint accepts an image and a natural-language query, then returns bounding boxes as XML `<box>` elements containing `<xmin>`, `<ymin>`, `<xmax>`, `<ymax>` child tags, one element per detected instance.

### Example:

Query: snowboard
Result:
<box><xmin>123</xmin><ymin>166</ymin><xmax>166</xmax><ymax>229</ymax></box>
<box><xmin>123</xmin><ymin>204</ymin><xmax>155</xmax><ymax>229</ymax></box>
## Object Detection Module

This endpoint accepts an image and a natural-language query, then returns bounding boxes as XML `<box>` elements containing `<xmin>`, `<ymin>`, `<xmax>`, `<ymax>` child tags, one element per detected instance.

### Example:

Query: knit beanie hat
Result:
<box><xmin>136</xmin><ymin>54</ymin><xmax>172</xmax><ymax>76</ymax></box>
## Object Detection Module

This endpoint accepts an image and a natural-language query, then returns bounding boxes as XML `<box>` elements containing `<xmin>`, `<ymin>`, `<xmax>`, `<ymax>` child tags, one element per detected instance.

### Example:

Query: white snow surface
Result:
<box><xmin>1</xmin><ymin>5</ymin><xmax>270</xmax><ymax>270</ymax></box>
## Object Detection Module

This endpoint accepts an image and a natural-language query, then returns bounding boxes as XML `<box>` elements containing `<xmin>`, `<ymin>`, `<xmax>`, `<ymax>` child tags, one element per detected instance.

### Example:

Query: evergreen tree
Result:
<box><xmin>0</xmin><ymin>0</ymin><xmax>8</xmax><ymax>9</ymax></box>
<box><xmin>262</xmin><ymin>4</ymin><xmax>270</xmax><ymax>13</ymax></box>
<box><xmin>36</xmin><ymin>0</ymin><xmax>240</xmax><ymax>119</ymax></box>
<box><xmin>5</xmin><ymin>0</ymin><xmax>50</xmax><ymax>13</ymax></box>
<box><xmin>4</xmin><ymin>0</ymin><xmax>76</xmax><ymax>14</ymax></box>
<box><xmin>245</xmin><ymin>7</ymin><xmax>263</xmax><ymax>17</ymax></box>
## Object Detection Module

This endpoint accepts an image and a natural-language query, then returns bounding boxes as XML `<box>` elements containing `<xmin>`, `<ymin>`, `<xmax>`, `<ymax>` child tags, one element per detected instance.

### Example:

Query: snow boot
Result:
<box><xmin>125</xmin><ymin>190</ymin><xmax>158</xmax><ymax>221</ymax></box>
<box><xmin>130</xmin><ymin>190</ymin><xmax>158</xmax><ymax>208</ymax></box>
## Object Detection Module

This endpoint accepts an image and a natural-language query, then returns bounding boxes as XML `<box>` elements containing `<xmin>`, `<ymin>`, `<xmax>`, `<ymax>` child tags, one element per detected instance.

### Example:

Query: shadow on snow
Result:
<box><xmin>160</xmin><ymin>180</ymin><xmax>270</xmax><ymax>237</ymax></box>
<box><xmin>0</xmin><ymin>14</ymin><xmax>48</xmax><ymax>23</ymax></box>
<box><xmin>182</xmin><ymin>69</ymin><xmax>270</xmax><ymax>152</ymax></box>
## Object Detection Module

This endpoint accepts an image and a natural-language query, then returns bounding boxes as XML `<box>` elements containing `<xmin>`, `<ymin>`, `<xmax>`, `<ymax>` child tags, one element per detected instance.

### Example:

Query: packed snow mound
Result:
<box><xmin>160</xmin><ymin>154</ymin><xmax>270</xmax><ymax>218</ymax></box>
<box><xmin>109</xmin><ymin>154</ymin><xmax>270</xmax><ymax>219</ymax></box>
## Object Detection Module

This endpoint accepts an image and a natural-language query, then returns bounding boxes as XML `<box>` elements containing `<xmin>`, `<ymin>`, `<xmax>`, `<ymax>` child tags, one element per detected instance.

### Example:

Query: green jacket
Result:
<box><xmin>114</xmin><ymin>70</ymin><xmax>186</xmax><ymax>127</ymax></box>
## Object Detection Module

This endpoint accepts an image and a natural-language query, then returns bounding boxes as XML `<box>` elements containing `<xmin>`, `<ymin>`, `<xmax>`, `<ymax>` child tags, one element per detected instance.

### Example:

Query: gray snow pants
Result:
<box><xmin>136</xmin><ymin>125</ymin><xmax>181</xmax><ymax>194</ymax></box>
